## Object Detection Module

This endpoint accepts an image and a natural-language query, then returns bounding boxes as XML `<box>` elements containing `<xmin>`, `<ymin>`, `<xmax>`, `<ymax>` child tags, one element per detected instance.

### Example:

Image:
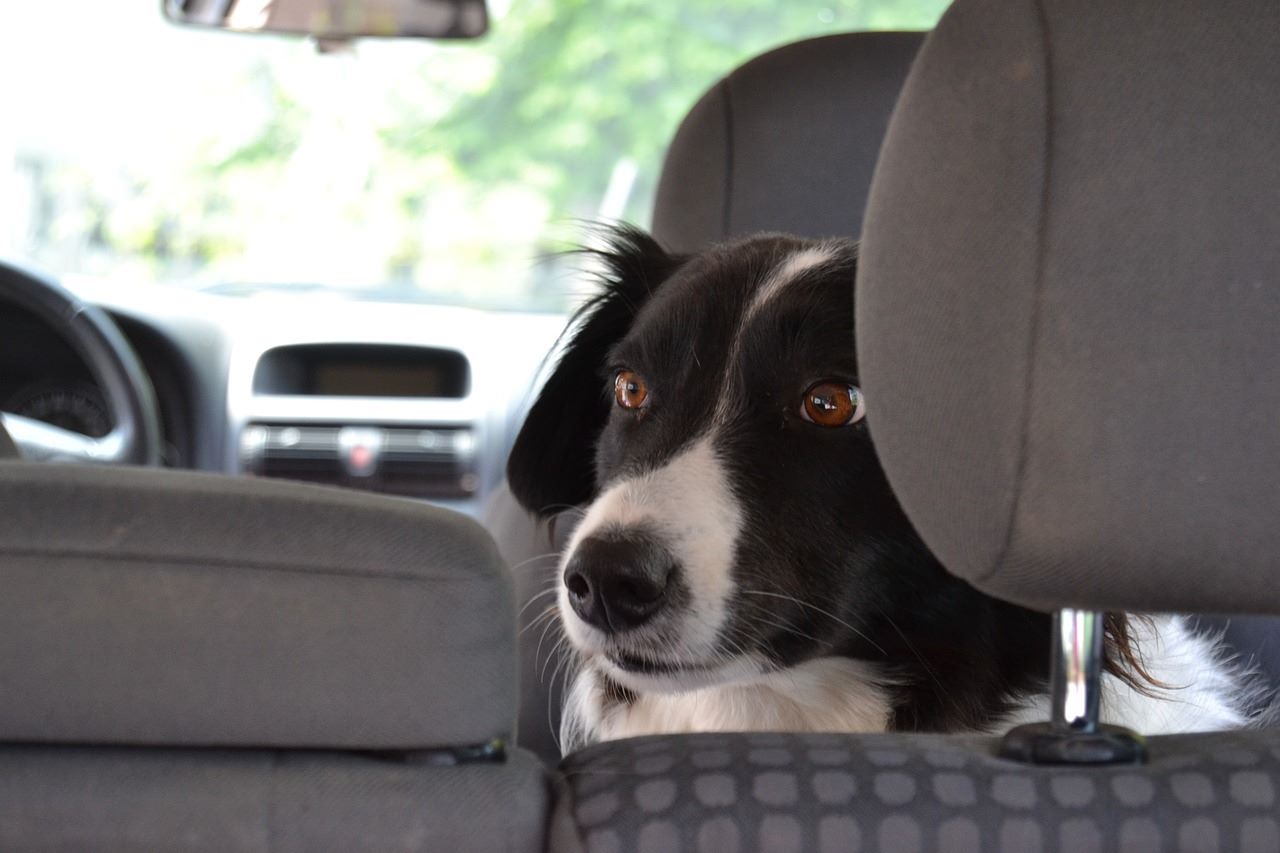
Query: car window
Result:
<box><xmin>0</xmin><ymin>0</ymin><xmax>948</xmax><ymax>311</ymax></box>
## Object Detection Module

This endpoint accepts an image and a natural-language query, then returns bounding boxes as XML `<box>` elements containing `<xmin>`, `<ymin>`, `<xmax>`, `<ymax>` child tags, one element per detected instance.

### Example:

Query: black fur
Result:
<box><xmin>507</xmin><ymin>226</ymin><xmax>686</xmax><ymax>516</ymax></box>
<box><xmin>509</xmin><ymin>226</ymin><xmax>1056</xmax><ymax>733</ymax></box>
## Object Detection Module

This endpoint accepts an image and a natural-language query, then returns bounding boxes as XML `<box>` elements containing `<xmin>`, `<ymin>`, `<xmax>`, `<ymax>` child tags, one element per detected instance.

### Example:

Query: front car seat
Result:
<box><xmin>547</xmin><ymin>0</ymin><xmax>1280</xmax><ymax>848</ymax></box>
<box><xmin>0</xmin><ymin>463</ymin><xmax>549</xmax><ymax>851</ymax></box>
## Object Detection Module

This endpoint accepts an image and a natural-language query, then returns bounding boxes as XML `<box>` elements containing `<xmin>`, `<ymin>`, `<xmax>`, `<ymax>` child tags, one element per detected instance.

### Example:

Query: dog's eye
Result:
<box><xmin>800</xmin><ymin>381</ymin><xmax>865</xmax><ymax>427</ymax></box>
<box><xmin>614</xmin><ymin>370</ymin><xmax>649</xmax><ymax>410</ymax></box>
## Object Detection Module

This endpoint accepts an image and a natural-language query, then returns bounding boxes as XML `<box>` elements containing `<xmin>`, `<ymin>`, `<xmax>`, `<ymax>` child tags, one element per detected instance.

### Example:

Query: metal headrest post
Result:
<box><xmin>999</xmin><ymin>608</ymin><xmax>1147</xmax><ymax>765</ymax></box>
<box><xmin>1053</xmin><ymin>609</ymin><xmax>1104</xmax><ymax>732</ymax></box>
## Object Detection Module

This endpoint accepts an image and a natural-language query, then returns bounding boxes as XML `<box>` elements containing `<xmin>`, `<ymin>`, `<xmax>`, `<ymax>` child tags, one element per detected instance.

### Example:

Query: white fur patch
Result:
<box><xmin>562</xmin><ymin>658</ymin><xmax>891</xmax><ymax>754</ymax></box>
<box><xmin>560</xmin><ymin>616</ymin><xmax>1259</xmax><ymax>753</ymax></box>
<box><xmin>558</xmin><ymin>436</ymin><xmax>741</xmax><ymax>665</ymax></box>
<box><xmin>742</xmin><ymin>244</ymin><xmax>840</xmax><ymax>327</ymax></box>
<box><xmin>1001</xmin><ymin>615</ymin><xmax>1255</xmax><ymax>734</ymax></box>
<box><xmin>712</xmin><ymin>243</ymin><xmax>840</xmax><ymax>428</ymax></box>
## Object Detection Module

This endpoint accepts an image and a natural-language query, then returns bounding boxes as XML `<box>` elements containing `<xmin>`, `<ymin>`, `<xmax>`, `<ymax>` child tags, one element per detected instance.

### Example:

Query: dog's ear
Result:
<box><xmin>508</xmin><ymin>225</ymin><xmax>683</xmax><ymax>517</ymax></box>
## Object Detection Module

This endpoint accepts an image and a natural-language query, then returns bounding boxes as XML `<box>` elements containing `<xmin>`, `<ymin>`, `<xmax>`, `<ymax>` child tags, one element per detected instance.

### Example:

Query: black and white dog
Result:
<box><xmin>508</xmin><ymin>227</ymin><xmax>1254</xmax><ymax>753</ymax></box>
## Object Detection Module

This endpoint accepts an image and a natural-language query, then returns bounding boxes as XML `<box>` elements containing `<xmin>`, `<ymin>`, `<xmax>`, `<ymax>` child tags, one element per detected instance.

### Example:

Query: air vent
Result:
<box><xmin>241</xmin><ymin>424</ymin><xmax>478</xmax><ymax>499</ymax></box>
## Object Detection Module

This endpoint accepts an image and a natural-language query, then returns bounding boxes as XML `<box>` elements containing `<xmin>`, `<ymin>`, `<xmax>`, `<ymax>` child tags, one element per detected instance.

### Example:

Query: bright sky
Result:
<box><xmin>0</xmin><ymin>3</ymin><xmax>513</xmax><ymax>298</ymax></box>
<box><xmin>0</xmin><ymin>1</ymin><xmax>946</xmax><ymax>308</ymax></box>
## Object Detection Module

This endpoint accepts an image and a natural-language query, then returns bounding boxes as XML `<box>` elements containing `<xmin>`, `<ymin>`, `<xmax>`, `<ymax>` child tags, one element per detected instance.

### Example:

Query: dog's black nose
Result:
<box><xmin>563</xmin><ymin>534</ymin><xmax>674</xmax><ymax>634</ymax></box>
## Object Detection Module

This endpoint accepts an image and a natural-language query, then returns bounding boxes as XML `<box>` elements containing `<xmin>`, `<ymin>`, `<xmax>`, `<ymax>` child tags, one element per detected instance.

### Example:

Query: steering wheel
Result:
<box><xmin>0</xmin><ymin>261</ymin><xmax>162</xmax><ymax>466</ymax></box>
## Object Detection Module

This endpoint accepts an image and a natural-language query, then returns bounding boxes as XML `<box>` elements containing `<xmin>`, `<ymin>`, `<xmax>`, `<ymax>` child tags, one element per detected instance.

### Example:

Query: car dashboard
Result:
<box><xmin>1</xmin><ymin>279</ymin><xmax>567</xmax><ymax>517</ymax></box>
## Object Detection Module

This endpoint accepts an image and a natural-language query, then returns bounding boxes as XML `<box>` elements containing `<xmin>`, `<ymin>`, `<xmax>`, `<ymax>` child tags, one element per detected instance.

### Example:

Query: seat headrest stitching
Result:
<box><xmin>985</xmin><ymin>0</ymin><xmax>1058</xmax><ymax>586</ymax></box>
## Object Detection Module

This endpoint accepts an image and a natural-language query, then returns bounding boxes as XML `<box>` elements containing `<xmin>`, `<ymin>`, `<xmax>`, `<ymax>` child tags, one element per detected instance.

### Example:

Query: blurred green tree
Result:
<box><xmin>382</xmin><ymin>0</ymin><xmax>948</xmax><ymax>226</ymax></box>
<box><xmin>13</xmin><ymin>0</ymin><xmax>947</xmax><ymax>307</ymax></box>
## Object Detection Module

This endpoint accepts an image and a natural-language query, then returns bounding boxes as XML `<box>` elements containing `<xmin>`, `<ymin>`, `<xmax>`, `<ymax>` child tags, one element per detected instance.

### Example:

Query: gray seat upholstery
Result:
<box><xmin>858</xmin><ymin>0</ymin><xmax>1280</xmax><ymax>619</ymax></box>
<box><xmin>2</xmin><ymin>746</ymin><xmax>550</xmax><ymax>852</ymax></box>
<box><xmin>0</xmin><ymin>462</ymin><xmax>548</xmax><ymax>851</ymax></box>
<box><xmin>652</xmin><ymin>31</ymin><xmax>924</xmax><ymax>253</ymax></box>
<box><xmin>552</xmin><ymin>730</ymin><xmax>1280</xmax><ymax>853</ymax></box>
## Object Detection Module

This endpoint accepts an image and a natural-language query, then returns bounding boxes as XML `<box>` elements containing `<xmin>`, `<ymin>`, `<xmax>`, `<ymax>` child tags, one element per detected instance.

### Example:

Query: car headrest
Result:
<box><xmin>857</xmin><ymin>0</ymin><xmax>1280</xmax><ymax>614</ymax></box>
<box><xmin>651</xmin><ymin>31</ymin><xmax>924</xmax><ymax>251</ymax></box>
<box><xmin>0</xmin><ymin>463</ymin><xmax>515</xmax><ymax>749</ymax></box>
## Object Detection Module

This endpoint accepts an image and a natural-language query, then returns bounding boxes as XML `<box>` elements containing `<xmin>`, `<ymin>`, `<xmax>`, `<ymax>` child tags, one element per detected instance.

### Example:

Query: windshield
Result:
<box><xmin>1</xmin><ymin>1</ymin><xmax>948</xmax><ymax>311</ymax></box>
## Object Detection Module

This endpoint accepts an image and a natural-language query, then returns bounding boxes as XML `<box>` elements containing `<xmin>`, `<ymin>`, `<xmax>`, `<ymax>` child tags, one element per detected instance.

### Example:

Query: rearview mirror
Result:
<box><xmin>163</xmin><ymin>0</ymin><xmax>488</xmax><ymax>41</ymax></box>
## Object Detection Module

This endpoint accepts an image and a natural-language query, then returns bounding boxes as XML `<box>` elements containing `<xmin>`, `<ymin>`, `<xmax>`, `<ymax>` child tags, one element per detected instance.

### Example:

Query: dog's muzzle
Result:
<box><xmin>563</xmin><ymin>532</ymin><xmax>676</xmax><ymax>634</ymax></box>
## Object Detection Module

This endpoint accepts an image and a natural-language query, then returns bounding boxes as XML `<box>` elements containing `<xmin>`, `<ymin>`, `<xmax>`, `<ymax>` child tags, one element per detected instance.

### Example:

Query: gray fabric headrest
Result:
<box><xmin>652</xmin><ymin>31</ymin><xmax>923</xmax><ymax>251</ymax></box>
<box><xmin>0</xmin><ymin>463</ymin><xmax>514</xmax><ymax>749</ymax></box>
<box><xmin>857</xmin><ymin>0</ymin><xmax>1280</xmax><ymax>614</ymax></box>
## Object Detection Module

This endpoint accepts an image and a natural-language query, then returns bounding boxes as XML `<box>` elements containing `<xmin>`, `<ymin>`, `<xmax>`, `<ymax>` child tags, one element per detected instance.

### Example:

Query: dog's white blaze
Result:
<box><xmin>558</xmin><ymin>435</ymin><xmax>741</xmax><ymax>658</ymax></box>
<box><xmin>712</xmin><ymin>244</ymin><xmax>841</xmax><ymax>427</ymax></box>
<box><xmin>561</xmin><ymin>658</ymin><xmax>891</xmax><ymax>752</ymax></box>
<box><xmin>743</xmin><ymin>244</ymin><xmax>840</xmax><ymax>326</ymax></box>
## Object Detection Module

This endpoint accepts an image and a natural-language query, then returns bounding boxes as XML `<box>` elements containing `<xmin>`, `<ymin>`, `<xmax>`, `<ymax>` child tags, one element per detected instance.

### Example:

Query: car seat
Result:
<box><xmin>0</xmin><ymin>464</ymin><xmax>549</xmax><ymax>850</ymax></box>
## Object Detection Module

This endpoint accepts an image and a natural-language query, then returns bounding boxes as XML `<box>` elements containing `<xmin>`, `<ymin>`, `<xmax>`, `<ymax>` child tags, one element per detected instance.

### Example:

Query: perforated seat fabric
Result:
<box><xmin>487</xmin><ymin>482</ymin><xmax>582</xmax><ymax>765</ymax></box>
<box><xmin>551</xmin><ymin>731</ymin><xmax>1280</xmax><ymax>852</ymax></box>
<box><xmin>0</xmin><ymin>461</ymin><xmax>514</xmax><ymax>749</ymax></box>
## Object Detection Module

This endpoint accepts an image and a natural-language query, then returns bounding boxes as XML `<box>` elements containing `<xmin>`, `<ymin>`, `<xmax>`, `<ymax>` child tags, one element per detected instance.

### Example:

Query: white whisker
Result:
<box><xmin>507</xmin><ymin>551</ymin><xmax>561</xmax><ymax>573</ymax></box>
<box><xmin>519</xmin><ymin>604</ymin><xmax>560</xmax><ymax>638</ymax></box>
<box><xmin>517</xmin><ymin>586</ymin><xmax>561</xmax><ymax>620</ymax></box>
<box><xmin>739</xmin><ymin>589</ymin><xmax>886</xmax><ymax>655</ymax></box>
<box><xmin>534</xmin><ymin>611</ymin><xmax>563</xmax><ymax>673</ymax></box>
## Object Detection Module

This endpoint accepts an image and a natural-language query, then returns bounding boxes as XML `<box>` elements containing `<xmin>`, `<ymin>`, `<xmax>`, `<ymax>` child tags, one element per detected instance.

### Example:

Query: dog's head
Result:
<box><xmin>507</xmin><ymin>227</ymin><xmax>951</xmax><ymax>697</ymax></box>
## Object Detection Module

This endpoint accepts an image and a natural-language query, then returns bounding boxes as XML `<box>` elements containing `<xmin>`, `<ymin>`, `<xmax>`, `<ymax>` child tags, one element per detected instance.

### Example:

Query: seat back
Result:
<box><xmin>0</xmin><ymin>463</ymin><xmax>548</xmax><ymax>851</ymax></box>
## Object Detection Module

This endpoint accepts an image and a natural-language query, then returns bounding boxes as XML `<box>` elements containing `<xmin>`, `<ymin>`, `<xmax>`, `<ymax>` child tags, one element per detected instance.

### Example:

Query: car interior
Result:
<box><xmin>2</xmin><ymin>0</ymin><xmax>1279</xmax><ymax>850</ymax></box>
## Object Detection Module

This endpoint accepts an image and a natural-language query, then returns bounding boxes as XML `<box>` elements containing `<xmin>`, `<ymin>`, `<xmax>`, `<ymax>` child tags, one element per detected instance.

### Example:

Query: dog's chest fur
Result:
<box><xmin>560</xmin><ymin>615</ymin><xmax>1255</xmax><ymax>754</ymax></box>
<box><xmin>563</xmin><ymin>658</ymin><xmax>891</xmax><ymax>750</ymax></box>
